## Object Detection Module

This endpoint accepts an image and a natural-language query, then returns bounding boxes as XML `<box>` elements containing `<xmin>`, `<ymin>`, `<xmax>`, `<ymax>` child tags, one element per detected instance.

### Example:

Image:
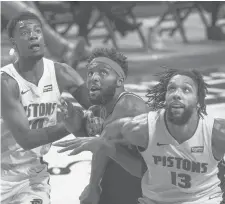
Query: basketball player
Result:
<box><xmin>57</xmin><ymin>69</ymin><xmax>225</xmax><ymax>204</ymax></box>
<box><xmin>55</xmin><ymin>48</ymin><xmax>148</xmax><ymax>204</ymax></box>
<box><xmin>1</xmin><ymin>1</ymin><xmax>90</xmax><ymax>67</ymax></box>
<box><xmin>1</xmin><ymin>12</ymin><xmax>91</xmax><ymax>204</ymax></box>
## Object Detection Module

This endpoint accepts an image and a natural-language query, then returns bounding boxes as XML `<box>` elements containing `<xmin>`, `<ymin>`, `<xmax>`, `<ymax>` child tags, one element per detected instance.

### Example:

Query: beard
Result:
<box><xmin>89</xmin><ymin>85</ymin><xmax>116</xmax><ymax>105</ymax></box>
<box><xmin>166</xmin><ymin>105</ymin><xmax>194</xmax><ymax>125</ymax></box>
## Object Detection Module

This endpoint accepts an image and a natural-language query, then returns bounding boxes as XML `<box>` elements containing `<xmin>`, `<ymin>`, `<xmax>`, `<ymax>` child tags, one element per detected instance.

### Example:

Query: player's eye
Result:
<box><xmin>21</xmin><ymin>31</ymin><xmax>28</xmax><ymax>36</ymax></box>
<box><xmin>183</xmin><ymin>87</ymin><xmax>191</xmax><ymax>93</ymax></box>
<box><xmin>167</xmin><ymin>86</ymin><xmax>176</xmax><ymax>91</ymax></box>
<box><xmin>35</xmin><ymin>28</ymin><xmax>42</xmax><ymax>34</ymax></box>
<box><xmin>100</xmin><ymin>70</ymin><xmax>107</xmax><ymax>76</ymax></box>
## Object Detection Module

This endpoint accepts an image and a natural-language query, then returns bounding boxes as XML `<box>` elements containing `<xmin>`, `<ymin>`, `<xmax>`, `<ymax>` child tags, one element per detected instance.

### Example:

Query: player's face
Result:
<box><xmin>165</xmin><ymin>75</ymin><xmax>198</xmax><ymax>125</ymax></box>
<box><xmin>12</xmin><ymin>19</ymin><xmax>44</xmax><ymax>60</ymax></box>
<box><xmin>87</xmin><ymin>61</ymin><xmax>118</xmax><ymax>105</ymax></box>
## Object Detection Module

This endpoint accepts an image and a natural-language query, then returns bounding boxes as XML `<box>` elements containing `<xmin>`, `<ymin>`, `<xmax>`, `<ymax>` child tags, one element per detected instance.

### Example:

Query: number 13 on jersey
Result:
<box><xmin>171</xmin><ymin>171</ymin><xmax>191</xmax><ymax>188</ymax></box>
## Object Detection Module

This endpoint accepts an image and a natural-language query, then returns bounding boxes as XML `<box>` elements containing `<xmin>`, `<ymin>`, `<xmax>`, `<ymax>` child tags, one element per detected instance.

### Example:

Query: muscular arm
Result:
<box><xmin>212</xmin><ymin>118</ymin><xmax>225</xmax><ymax>161</ymax></box>
<box><xmin>55</xmin><ymin>62</ymin><xmax>91</xmax><ymax>109</ymax></box>
<box><xmin>103</xmin><ymin>113</ymin><xmax>149</xmax><ymax>149</ymax></box>
<box><xmin>1</xmin><ymin>74</ymin><xmax>69</xmax><ymax>150</ymax></box>
<box><xmin>89</xmin><ymin>96</ymin><xmax>148</xmax><ymax>189</ymax></box>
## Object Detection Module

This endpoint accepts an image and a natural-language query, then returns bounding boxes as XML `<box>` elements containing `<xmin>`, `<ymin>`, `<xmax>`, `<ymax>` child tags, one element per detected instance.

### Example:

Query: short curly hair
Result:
<box><xmin>146</xmin><ymin>68</ymin><xmax>209</xmax><ymax>117</ymax></box>
<box><xmin>87</xmin><ymin>48</ymin><xmax>128</xmax><ymax>77</ymax></box>
<box><xmin>7</xmin><ymin>11</ymin><xmax>42</xmax><ymax>39</ymax></box>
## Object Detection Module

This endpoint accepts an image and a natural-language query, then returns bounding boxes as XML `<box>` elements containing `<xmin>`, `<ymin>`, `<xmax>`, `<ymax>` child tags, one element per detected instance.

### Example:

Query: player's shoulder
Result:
<box><xmin>211</xmin><ymin>117</ymin><xmax>225</xmax><ymax>160</ymax></box>
<box><xmin>213</xmin><ymin>117</ymin><xmax>225</xmax><ymax>135</ymax></box>
<box><xmin>1</xmin><ymin>71</ymin><xmax>18</xmax><ymax>88</ymax></box>
<box><xmin>54</xmin><ymin>61</ymin><xmax>73</xmax><ymax>73</ymax></box>
<box><xmin>119</xmin><ymin>92</ymin><xmax>144</xmax><ymax>102</ymax></box>
<box><xmin>1</xmin><ymin>63</ymin><xmax>14</xmax><ymax>70</ymax></box>
<box><xmin>53</xmin><ymin>61</ymin><xmax>78</xmax><ymax>82</ymax></box>
<box><xmin>1</xmin><ymin>71</ymin><xmax>20</xmax><ymax>99</ymax></box>
<box><xmin>115</xmin><ymin>92</ymin><xmax>148</xmax><ymax>116</ymax></box>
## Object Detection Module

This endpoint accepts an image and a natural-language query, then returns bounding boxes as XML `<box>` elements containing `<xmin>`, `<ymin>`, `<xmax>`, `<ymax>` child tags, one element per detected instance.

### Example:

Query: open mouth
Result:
<box><xmin>29</xmin><ymin>44</ymin><xmax>40</xmax><ymax>51</ymax></box>
<box><xmin>90</xmin><ymin>86</ymin><xmax>101</xmax><ymax>94</ymax></box>
<box><xmin>171</xmin><ymin>105</ymin><xmax>184</xmax><ymax>108</ymax></box>
<box><xmin>170</xmin><ymin>102</ymin><xmax>185</xmax><ymax>109</ymax></box>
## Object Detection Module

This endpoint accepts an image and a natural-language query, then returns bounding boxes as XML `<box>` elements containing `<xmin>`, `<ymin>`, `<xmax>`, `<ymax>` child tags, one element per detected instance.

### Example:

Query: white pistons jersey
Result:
<box><xmin>1</xmin><ymin>58</ymin><xmax>60</xmax><ymax>182</ymax></box>
<box><xmin>141</xmin><ymin>109</ymin><xmax>222</xmax><ymax>204</ymax></box>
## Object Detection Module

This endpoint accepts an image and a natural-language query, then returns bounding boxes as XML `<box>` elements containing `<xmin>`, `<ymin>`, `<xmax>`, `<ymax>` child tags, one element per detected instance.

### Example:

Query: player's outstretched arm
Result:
<box><xmin>56</xmin><ymin>114</ymin><xmax>149</xmax><ymax>156</ymax></box>
<box><xmin>212</xmin><ymin>118</ymin><xmax>225</xmax><ymax>161</ymax></box>
<box><xmin>1</xmin><ymin>74</ymin><xmax>69</xmax><ymax>150</ymax></box>
<box><xmin>103</xmin><ymin>113</ymin><xmax>149</xmax><ymax>149</ymax></box>
<box><xmin>54</xmin><ymin>62</ymin><xmax>91</xmax><ymax>109</ymax></box>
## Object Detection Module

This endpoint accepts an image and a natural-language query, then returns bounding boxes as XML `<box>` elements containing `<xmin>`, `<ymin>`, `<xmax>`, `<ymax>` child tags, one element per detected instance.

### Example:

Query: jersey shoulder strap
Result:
<box><xmin>109</xmin><ymin>91</ymin><xmax>144</xmax><ymax>116</ymax></box>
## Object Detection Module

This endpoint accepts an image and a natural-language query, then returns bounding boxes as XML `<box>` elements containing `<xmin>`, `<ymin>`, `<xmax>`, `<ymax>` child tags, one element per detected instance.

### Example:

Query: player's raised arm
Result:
<box><xmin>212</xmin><ymin>118</ymin><xmax>225</xmax><ymax>160</ymax></box>
<box><xmin>54</xmin><ymin>62</ymin><xmax>91</xmax><ymax>109</ymax></box>
<box><xmin>1</xmin><ymin>73</ymin><xmax>69</xmax><ymax>150</ymax></box>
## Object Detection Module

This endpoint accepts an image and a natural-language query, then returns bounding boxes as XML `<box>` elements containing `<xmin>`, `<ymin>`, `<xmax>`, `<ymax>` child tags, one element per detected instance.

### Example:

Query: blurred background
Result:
<box><xmin>1</xmin><ymin>1</ymin><xmax>225</xmax><ymax>204</ymax></box>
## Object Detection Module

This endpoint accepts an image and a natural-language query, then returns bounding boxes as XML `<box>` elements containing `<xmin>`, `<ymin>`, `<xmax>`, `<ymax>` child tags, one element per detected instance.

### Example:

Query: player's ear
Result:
<box><xmin>10</xmin><ymin>38</ymin><xmax>18</xmax><ymax>52</ymax></box>
<box><xmin>10</xmin><ymin>38</ymin><xmax>16</xmax><ymax>46</ymax></box>
<box><xmin>116</xmin><ymin>78</ymin><xmax>124</xmax><ymax>87</ymax></box>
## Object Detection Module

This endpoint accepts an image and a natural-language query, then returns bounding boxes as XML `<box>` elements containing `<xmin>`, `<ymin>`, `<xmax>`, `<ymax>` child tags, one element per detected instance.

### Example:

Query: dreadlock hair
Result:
<box><xmin>7</xmin><ymin>11</ymin><xmax>42</xmax><ymax>39</ymax></box>
<box><xmin>146</xmin><ymin>68</ymin><xmax>209</xmax><ymax>118</ymax></box>
<box><xmin>87</xmin><ymin>48</ymin><xmax>128</xmax><ymax>78</ymax></box>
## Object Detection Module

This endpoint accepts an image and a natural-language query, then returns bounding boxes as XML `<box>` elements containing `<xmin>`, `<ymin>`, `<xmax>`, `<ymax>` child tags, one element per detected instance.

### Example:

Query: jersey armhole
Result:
<box><xmin>47</xmin><ymin>60</ymin><xmax>60</xmax><ymax>97</ymax></box>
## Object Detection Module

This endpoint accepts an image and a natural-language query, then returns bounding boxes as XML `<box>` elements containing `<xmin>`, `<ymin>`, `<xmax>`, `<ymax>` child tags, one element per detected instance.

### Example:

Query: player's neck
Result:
<box><xmin>104</xmin><ymin>87</ymin><xmax>125</xmax><ymax>115</ymax></box>
<box><xmin>165</xmin><ymin>112</ymin><xmax>199</xmax><ymax>144</ymax></box>
<box><xmin>15</xmin><ymin>57</ymin><xmax>44</xmax><ymax>86</ymax></box>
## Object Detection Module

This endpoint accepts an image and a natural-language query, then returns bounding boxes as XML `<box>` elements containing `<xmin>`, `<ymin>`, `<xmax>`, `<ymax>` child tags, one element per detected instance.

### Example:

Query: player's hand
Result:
<box><xmin>84</xmin><ymin>105</ymin><xmax>106</xmax><ymax>136</ymax></box>
<box><xmin>79</xmin><ymin>184</ymin><xmax>101</xmax><ymax>204</ymax></box>
<box><xmin>53</xmin><ymin>137</ymin><xmax>115</xmax><ymax>155</ymax></box>
<box><xmin>57</xmin><ymin>98</ymin><xmax>85</xmax><ymax>134</ymax></box>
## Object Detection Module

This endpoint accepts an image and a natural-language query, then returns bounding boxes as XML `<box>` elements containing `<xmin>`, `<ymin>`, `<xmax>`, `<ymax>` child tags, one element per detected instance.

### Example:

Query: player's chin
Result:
<box><xmin>168</xmin><ymin>114</ymin><xmax>190</xmax><ymax>125</ymax></box>
<box><xmin>28</xmin><ymin>52</ymin><xmax>44</xmax><ymax>60</ymax></box>
<box><xmin>89</xmin><ymin>96</ymin><xmax>101</xmax><ymax>105</ymax></box>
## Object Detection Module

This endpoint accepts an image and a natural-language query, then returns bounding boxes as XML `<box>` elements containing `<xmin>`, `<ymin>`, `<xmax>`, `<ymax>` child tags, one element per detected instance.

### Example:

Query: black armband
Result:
<box><xmin>71</xmin><ymin>83</ymin><xmax>91</xmax><ymax>109</ymax></box>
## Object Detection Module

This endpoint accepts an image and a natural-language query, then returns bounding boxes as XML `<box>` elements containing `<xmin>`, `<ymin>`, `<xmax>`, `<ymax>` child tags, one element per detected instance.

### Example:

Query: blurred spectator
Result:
<box><xmin>1</xmin><ymin>1</ymin><xmax>90</xmax><ymax>67</ymax></box>
<box><xmin>201</xmin><ymin>2</ymin><xmax>225</xmax><ymax>40</ymax></box>
<box><xmin>74</xmin><ymin>2</ymin><xmax>141</xmax><ymax>38</ymax></box>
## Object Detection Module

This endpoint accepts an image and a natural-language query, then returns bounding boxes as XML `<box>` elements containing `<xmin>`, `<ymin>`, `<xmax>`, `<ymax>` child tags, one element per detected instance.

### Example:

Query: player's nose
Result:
<box><xmin>91</xmin><ymin>72</ymin><xmax>101</xmax><ymax>82</ymax></box>
<box><xmin>172</xmin><ymin>89</ymin><xmax>182</xmax><ymax>100</ymax></box>
<box><xmin>29</xmin><ymin>31</ymin><xmax>38</xmax><ymax>40</ymax></box>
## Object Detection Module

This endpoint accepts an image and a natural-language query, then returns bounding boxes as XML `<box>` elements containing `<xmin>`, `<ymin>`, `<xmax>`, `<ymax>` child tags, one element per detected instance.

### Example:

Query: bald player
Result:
<box><xmin>55</xmin><ymin>48</ymin><xmax>148</xmax><ymax>204</ymax></box>
<box><xmin>57</xmin><ymin>69</ymin><xmax>225</xmax><ymax>204</ymax></box>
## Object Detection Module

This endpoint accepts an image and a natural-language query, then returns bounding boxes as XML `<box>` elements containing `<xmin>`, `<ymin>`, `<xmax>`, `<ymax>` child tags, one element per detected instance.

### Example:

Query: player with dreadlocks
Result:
<box><xmin>146</xmin><ymin>68</ymin><xmax>208</xmax><ymax>115</ymax></box>
<box><xmin>56</xmin><ymin>68</ymin><xmax>225</xmax><ymax>204</ymax></box>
